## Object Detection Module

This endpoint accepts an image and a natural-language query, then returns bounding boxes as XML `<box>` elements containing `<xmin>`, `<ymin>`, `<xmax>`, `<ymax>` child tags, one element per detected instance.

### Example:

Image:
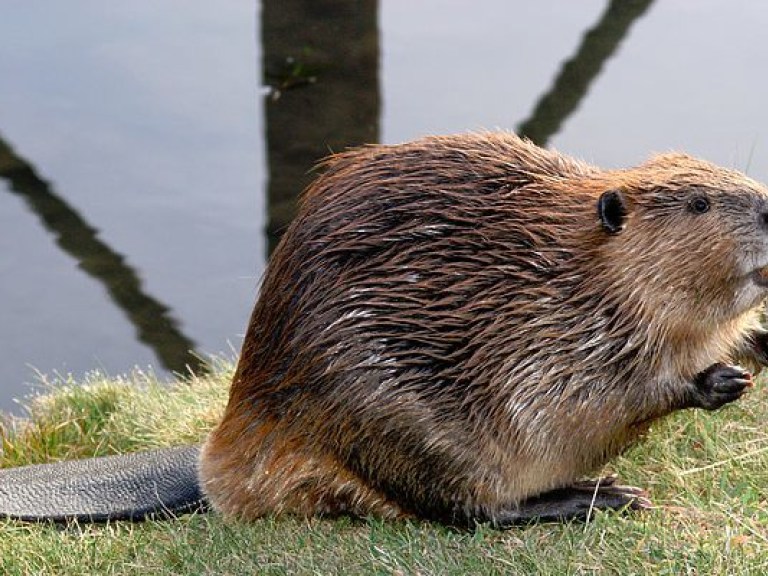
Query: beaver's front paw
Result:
<box><xmin>691</xmin><ymin>363</ymin><xmax>753</xmax><ymax>410</ymax></box>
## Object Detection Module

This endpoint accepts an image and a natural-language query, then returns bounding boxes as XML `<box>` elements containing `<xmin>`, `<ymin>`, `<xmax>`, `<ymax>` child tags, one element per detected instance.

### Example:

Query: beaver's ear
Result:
<box><xmin>597</xmin><ymin>189</ymin><xmax>628</xmax><ymax>234</ymax></box>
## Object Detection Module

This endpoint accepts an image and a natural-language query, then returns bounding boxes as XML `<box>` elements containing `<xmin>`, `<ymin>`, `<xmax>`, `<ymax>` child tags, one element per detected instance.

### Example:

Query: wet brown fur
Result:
<box><xmin>199</xmin><ymin>132</ymin><xmax>768</xmax><ymax>525</ymax></box>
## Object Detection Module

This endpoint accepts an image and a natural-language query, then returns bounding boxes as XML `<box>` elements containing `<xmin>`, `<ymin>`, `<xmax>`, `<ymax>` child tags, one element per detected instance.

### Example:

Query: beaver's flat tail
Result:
<box><xmin>0</xmin><ymin>444</ymin><xmax>206</xmax><ymax>522</ymax></box>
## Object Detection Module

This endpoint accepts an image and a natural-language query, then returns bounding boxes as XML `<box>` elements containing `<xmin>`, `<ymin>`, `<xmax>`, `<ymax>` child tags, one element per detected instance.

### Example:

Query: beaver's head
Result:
<box><xmin>591</xmin><ymin>153</ymin><xmax>768</xmax><ymax>325</ymax></box>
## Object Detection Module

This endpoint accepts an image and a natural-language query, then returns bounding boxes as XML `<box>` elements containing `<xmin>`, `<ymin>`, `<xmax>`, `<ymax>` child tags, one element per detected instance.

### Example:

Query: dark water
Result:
<box><xmin>2</xmin><ymin>0</ymin><xmax>768</xmax><ymax>412</ymax></box>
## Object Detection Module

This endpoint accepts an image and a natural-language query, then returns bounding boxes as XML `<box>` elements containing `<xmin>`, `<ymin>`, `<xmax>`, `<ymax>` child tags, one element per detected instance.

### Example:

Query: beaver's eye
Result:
<box><xmin>688</xmin><ymin>196</ymin><xmax>710</xmax><ymax>214</ymax></box>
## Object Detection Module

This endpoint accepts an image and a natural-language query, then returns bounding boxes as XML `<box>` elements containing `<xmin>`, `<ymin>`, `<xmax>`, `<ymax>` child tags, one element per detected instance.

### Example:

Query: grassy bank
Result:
<box><xmin>1</xmin><ymin>365</ymin><xmax>768</xmax><ymax>575</ymax></box>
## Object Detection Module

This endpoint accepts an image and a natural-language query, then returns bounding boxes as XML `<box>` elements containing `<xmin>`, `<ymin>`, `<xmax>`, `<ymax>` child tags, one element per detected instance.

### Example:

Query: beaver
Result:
<box><xmin>196</xmin><ymin>132</ymin><xmax>768</xmax><ymax>526</ymax></box>
<box><xmin>1</xmin><ymin>132</ymin><xmax>766</xmax><ymax>526</ymax></box>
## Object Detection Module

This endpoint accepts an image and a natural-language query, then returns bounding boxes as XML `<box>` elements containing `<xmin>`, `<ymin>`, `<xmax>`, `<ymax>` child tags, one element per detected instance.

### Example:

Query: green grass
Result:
<box><xmin>1</xmin><ymin>365</ymin><xmax>768</xmax><ymax>575</ymax></box>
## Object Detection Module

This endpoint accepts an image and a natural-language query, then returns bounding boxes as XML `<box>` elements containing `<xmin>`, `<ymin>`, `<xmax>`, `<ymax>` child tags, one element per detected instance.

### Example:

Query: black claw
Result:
<box><xmin>490</xmin><ymin>479</ymin><xmax>651</xmax><ymax>527</ymax></box>
<box><xmin>712</xmin><ymin>378</ymin><xmax>752</xmax><ymax>393</ymax></box>
<box><xmin>691</xmin><ymin>363</ymin><xmax>753</xmax><ymax>410</ymax></box>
